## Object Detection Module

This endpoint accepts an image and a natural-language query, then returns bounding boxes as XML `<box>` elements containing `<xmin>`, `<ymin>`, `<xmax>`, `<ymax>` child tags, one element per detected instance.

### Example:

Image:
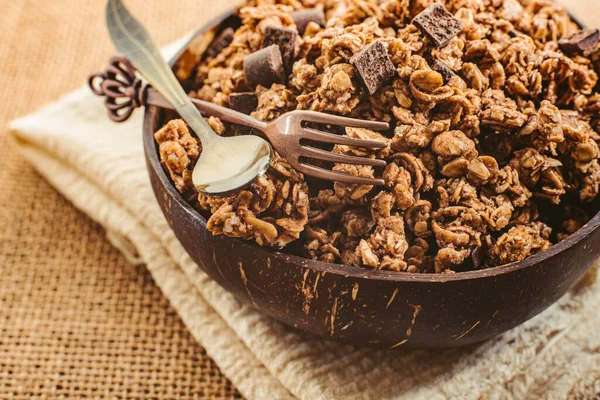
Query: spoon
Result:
<box><xmin>105</xmin><ymin>0</ymin><xmax>273</xmax><ymax>195</ymax></box>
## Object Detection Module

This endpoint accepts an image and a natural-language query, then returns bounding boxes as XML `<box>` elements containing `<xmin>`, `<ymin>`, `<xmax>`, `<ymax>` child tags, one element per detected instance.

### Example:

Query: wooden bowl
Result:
<box><xmin>143</xmin><ymin>12</ymin><xmax>600</xmax><ymax>348</ymax></box>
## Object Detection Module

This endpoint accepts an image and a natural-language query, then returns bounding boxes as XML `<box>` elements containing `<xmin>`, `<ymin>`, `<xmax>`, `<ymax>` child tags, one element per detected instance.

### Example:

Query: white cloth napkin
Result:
<box><xmin>9</xmin><ymin>42</ymin><xmax>600</xmax><ymax>399</ymax></box>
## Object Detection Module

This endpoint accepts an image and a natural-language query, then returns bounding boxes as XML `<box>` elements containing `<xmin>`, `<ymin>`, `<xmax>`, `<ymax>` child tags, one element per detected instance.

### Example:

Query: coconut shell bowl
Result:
<box><xmin>137</xmin><ymin>11</ymin><xmax>600</xmax><ymax>348</ymax></box>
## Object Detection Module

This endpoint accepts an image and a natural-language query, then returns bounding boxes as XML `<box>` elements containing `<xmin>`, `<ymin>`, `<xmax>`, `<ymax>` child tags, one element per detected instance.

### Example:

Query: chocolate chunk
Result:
<box><xmin>292</xmin><ymin>7</ymin><xmax>326</xmax><ymax>36</ymax></box>
<box><xmin>350</xmin><ymin>40</ymin><xmax>396</xmax><ymax>95</ymax></box>
<box><xmin>559</xmin><ymin>29</ymin><xmax>600</xmax><ymax>56</ymax></box>
<box><xmin>412</xmin><ymin>3</ymin><xmax>464</xmax><ymax>49</ymax></box>
<box><xmin>243</xmin><ymin>45</ymin><xmax>286</xmax><ymax>89</ymax></box>
<box><xmin>206</xmin><ymin>27</ymin><xmax>234</xmax><ymax>58</ymax></box>
<box><xmin>261</xmin><ymin>26</ymin><xmax>297</xmax><ymax>69</ymax></box>
<box><xmin>431</xmin><ymin>60</ymin><xmax>456</xmax><ymax>83</ymax></box>
<box><xmin>229</xmin><ymin>92</ymin><xmax>258</xmax><ymax>115</ymax></box>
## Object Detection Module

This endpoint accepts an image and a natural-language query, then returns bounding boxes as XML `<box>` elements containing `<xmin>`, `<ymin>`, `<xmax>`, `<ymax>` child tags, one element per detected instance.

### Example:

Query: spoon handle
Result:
<box><xmin>105</xmin><ymin>0</ymin><xmax>218</xmax><ymax>144</ymax></box>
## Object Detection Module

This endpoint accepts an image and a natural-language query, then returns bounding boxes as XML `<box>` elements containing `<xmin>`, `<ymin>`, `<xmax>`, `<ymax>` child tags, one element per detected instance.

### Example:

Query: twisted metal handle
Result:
<box><xmin>88</xmin><ymin>55</ymin><xmax>149</xmax><ymax>122</ymax></box>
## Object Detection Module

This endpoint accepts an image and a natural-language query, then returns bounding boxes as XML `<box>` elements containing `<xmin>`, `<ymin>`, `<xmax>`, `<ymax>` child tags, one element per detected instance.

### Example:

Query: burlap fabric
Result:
<box><xmin>2</xmin><ymin>0</ymin><xmax>600</xmax><ymax>399</ymax></box>
<box><xmin>0</xmin><ymin>0</ymin><xmax>240</xmax><ymax>398</ymax></box>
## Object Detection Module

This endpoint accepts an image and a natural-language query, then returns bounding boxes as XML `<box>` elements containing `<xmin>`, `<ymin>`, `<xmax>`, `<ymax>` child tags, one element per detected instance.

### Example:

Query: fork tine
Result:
<box><xmin>303</xmin><ymin>128</ymin><xmax>388</xmax><ymax>149</ymax></box>
<box><xmin>298</xmin><ymin>110</ymin><xmax>389</xmax><ymax>131</ymax></box>
<box><xmin>295</xmin><ymin>162</ymin><xmax>385</xmax><ymax>186</ymax></box>
<box><xmin>300</xmin><ymin>146</ymin><xmax>387</xmax><ymax>167</ymax></box>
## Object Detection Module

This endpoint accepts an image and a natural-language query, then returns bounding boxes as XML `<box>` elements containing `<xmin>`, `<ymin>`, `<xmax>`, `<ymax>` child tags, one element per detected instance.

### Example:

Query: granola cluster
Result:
<box><xmin>156</xmin><ymin>0</ymin><xmax>600</xmax><ymax>273</ymax></box>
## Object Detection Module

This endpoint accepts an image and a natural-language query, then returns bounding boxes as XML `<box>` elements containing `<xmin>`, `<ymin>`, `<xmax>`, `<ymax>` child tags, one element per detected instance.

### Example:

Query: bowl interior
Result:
<box><xmin>150</xmin><ymin>11</ymin><xmax>600</xmax><ymax>284</ymax></box>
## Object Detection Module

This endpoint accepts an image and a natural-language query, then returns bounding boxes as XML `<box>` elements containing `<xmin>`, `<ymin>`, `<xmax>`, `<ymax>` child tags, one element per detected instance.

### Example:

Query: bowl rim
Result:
<box><xmin>144</xmin><ymin>8</ymin><xmax>600</xmax><ymax>284</ymax></box>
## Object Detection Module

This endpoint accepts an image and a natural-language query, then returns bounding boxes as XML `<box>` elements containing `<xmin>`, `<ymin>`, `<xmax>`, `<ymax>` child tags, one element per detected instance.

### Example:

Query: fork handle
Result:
<box><xmin>146</xmin><ymin>91</ymin><xmax>268</xmax><ymax>131</ymax></box>
<box><xmin>88</xmin><ymin>55</ymin><xmax>268</xmax><ymax>131</ymax></box>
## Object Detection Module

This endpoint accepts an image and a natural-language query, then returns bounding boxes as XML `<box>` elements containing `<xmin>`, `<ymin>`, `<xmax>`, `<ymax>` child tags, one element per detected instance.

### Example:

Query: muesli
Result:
<box><xmin>155</xmin><ymin>0</ymin><xmax>600</xmax><ymax>273</ymax></box>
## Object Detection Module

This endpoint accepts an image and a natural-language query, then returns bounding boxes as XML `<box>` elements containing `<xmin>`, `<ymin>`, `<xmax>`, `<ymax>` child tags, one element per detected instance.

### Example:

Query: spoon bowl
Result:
<box><xmin>192</xmin><ymin>135</ymin><xmax>273</xmax><ymax>195</ymax></box>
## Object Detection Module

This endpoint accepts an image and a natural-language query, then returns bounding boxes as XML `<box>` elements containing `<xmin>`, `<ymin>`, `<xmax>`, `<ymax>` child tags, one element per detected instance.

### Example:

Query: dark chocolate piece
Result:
<box><xmin>412</xmin><ymin>3</ymin><xmax>464</xmax><ymax>49</ymax></box>
<box><xmin>431</xmin><ymin>60</ymin><xmax>457</xmax><ymax>83</ymax></box>
<box><xmin>350</xmin><ymin>40</ymin><xmax>396</xmax><ymax>95</ymax></box>
<box><xmin>206</xmin><ymin>27</ymin><xmax>234</xmax><ymax>58</ymax></box>
<box><xmin>292</xmin><ymin>7</ymin><xmax>326</xmax><ymax>36</ymax></box>
<box><xmin>261</xmin><ymin>26</ymin><xmax>297</xmax><ymax>69</ymax></box>
<box><xmin>243</xmin><ymin>45</ymin><xmax>286</xmax><ymax>89</ymax></box>
<box><xmin>559</xmin><ymin>29</ymin><xmax>600</xmax><ymax>56</ymax></box>
<box><xmin>229</xmin><ymin>92</ymin><xmax>258</xmax><ymax>115</ymax></box>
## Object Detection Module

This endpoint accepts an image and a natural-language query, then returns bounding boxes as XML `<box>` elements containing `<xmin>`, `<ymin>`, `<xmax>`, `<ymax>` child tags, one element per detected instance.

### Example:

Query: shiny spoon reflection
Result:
<box><xmin>192</xmin><ymin>135</ymin><xmax>273</xmax><ymax>195</ymax></box>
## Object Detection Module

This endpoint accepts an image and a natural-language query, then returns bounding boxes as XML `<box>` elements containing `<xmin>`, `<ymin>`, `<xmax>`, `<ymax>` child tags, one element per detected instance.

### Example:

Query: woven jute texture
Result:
<box><xmin>3</xmin><ymin>0</ymin><xmax>600</xmax><ymax>399</ymax></box>
<box><xmin>0</xmin><ymin>0</ymin><xmax>241</xmax><ymax>398</ymax></box>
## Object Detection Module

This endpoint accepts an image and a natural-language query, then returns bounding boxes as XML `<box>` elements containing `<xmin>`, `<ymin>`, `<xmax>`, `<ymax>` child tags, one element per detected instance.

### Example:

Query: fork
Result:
<box><xmin>141</xmin><ymin>80</ymin><xmax>390</xmax><ymax>185</ymax></box>
<box><xmin>99</xmin><ymin>0</ymin><xmax>388</xmax><ymax>193</ymax></box>
<box><xmin>90</xmin><ymin>55</ymin><xmax>388</xmax><ymax>187</ymax></box>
